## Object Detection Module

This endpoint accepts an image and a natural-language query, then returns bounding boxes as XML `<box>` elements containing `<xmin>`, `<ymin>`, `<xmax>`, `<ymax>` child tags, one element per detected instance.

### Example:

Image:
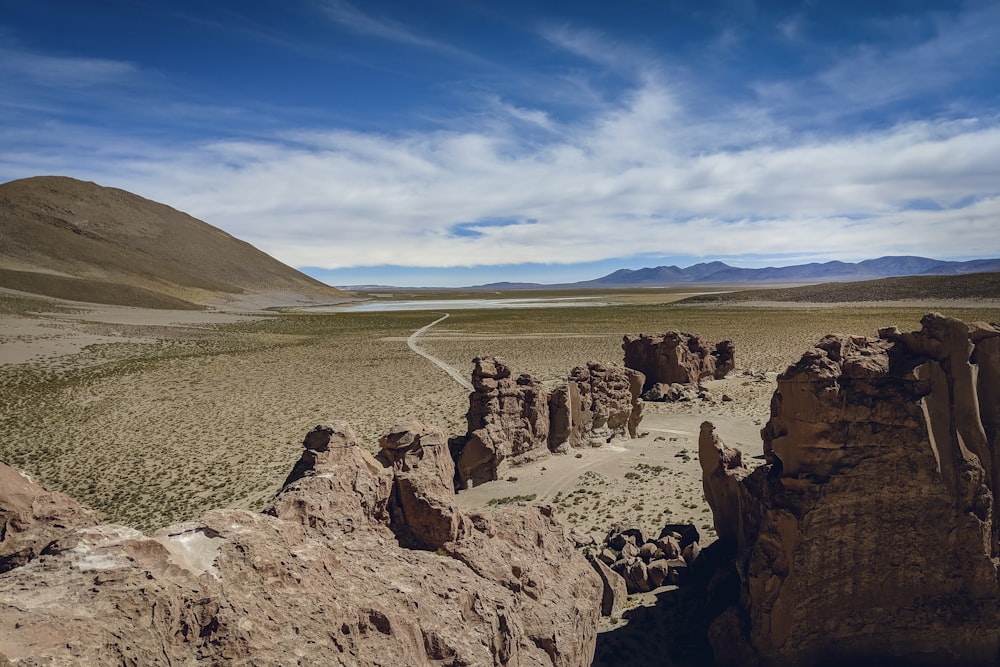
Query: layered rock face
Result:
<box><xmin>377</xmin><ymin>420</ymin><xmax>461</xmax><ymax>550</ymax></box>
<box><xmin>703</xmin><ymin>314</ymin><xmax>1000</xmax><ymax>666</ymax></box>
<box><xmin>458</xmin><ymin>357</ymin><xmax>551</xmax><ymax>488</ymax></box>
<box><xmin>549</xmin><ymin>362</ymin><xmax>644</xmax><ymax>451</ymax></box>
<box><xmin>0</xmin><ymin>421</ymin><xmax>602</xmax><ymax>666</ymax></box>
<box><xmin>623</xmin><ymin>332</ymin><xmax>734</xmax><ymax>398</ymax></box>
<box><xmin>456</xmin><ymin>357</ymin><xmax>644</xmax><ymax>487</ymax></box>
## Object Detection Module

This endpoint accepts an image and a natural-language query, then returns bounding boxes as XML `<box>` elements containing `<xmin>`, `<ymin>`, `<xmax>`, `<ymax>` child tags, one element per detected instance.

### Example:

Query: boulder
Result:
<box><xmin>624</xmin><ymin>559</ymin><xmax>651</xmax><ymax>593</ymax></box>
<box><xmin>638</xmin><ymin>541</ymin><xmax>659</xmax><ymax>562</ymax></box>
<box><xmin>0</xmin><ymin>421</ymin><xmax>602</xmax><ymax>666</ymax></box>
<box><xmin>647</xmin><ymin>558</ymin><xmax>671</xmax><ymax>587</ymax></box>
<box><xmin>658</xmin><ymin>523</ymin><xmax>699</xmax><ymax>551</ymax></box>
<box><xmin>706</xmin><ymin>314</ymin><xmax>1000</xmax><ymax>666</ymax></box>
<box><xmin>607</xmin><ymin>523</ymin><xmax>646</xmax><ymax>551</ymax></box>
<box><xmin>588</xmin><ymin>554</ymin><xmax>629</xmax><ymax>617</ymax></box>
<box><xmin>654</xmin><ymin>534</ymin><xmax>681</xmax><ymax>559</ymax></box>
<box><xmin>664</xmin><ymin>558</ymin><xmax>689</xmax><ymax>585</ymax></box>
<box><xmin>623</xmin><ymin>331</ymin><xmax>736</xmax><ymax>393</ymax></box>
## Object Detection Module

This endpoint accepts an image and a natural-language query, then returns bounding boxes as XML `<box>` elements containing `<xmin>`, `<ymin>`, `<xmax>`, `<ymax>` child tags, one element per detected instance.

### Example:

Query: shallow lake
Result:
<box><xmin>307</xmin><ymin>297</ymin><xmax>609</xmax><ymax>312</ymax></box>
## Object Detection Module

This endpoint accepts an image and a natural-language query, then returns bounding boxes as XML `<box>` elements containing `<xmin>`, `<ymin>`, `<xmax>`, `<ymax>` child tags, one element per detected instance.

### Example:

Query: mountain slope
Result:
<box><xmin>582</xmin><ymin>256</ymin><xmax>1000</xmax><ymax>286</ymax></box>
<box><xmin>0</xmin><ymin>176</ymin><xmax>343</xmax><ymax>308</ymax></box>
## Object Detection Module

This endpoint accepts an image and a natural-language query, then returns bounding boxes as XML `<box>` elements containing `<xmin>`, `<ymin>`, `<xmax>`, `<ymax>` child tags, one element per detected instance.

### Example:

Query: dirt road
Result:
<box><xmin>406</xmin><ymin>313</ymin><xmax>474</xmax><ymax>392</ymax></box>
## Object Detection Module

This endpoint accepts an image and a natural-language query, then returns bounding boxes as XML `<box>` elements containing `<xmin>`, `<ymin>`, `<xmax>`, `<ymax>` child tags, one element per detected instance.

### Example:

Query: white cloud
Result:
<box><xmin>2</xmin><ymin>7</ymin><xmax>998</xmax><ymax>273</ymax></box>
<box><xmin>53</xmin><ymin>75</ymin><xmax>989</xmax><ymax>270</ymax></box>
<box><xmin>0</xmin><ymin>47</ymin><xmax>137</xmax><ymax>87</ymax></box>
<box><xmin>317</xmin><ymin>0</ymin><xmax>479</xmax><ymax>62</ymax></box>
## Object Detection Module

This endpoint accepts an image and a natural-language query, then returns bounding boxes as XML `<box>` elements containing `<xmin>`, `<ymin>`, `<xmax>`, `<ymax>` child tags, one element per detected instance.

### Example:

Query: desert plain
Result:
<box><xmin>2</xmin><ymin>283</ymin><xmax>999</xmax><ymax>661</ymax></box>
<box><xmin>1</xmin><ymin>287</ymin><xmax>994</xmax><ymax>533</ymax></box>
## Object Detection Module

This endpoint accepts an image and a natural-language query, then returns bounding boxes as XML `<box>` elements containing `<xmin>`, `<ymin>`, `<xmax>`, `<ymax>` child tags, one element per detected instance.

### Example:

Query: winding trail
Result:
<box><xmin>407</xmin><ymin>313</ymin><xmax>474</xmax><ymax>392</ymax></box>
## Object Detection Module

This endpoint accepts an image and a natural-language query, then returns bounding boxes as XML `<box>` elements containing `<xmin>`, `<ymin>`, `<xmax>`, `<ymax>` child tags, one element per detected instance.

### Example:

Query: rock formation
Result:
<box><xmin>548</xmin><ymin>362</ymin><xmax>644</xmax><ymax>451</ymax></box>
<box><xmin>0</xmin><ymin>421</ymin><xmax>602</xmax><ymax>666</ymax></box>
<box><xmin>702</xmin><ymin>314</ymin><xmax>1000</xmax><ymax>666</ymax></box>
<box><xmin>378</xmin><ymin>419</ymin><xmax>461</xmax><ymax>550</ymax></box>
<box><xmin>698</xmin><ymin>421</ymin><xmax>747</xmax><ymax>546</ymax></box>
<box><xmin>623</xmin><ymin>331</ymin><xmax>734</xmax><ymax>400</ymax></box>
<box><xmin>456</xmin><ymin>357</ymin><xmax>644</xmax><ymax>488</ymax></box>
<box><xmin>0</xmin><ymin>463</ymin><xmax>98</xmax><ymax>574</ymax></box>
<box><xmin>458</xmin><ymin>357</ymin><xmax>551</xmax><ymax>488</ymax></box>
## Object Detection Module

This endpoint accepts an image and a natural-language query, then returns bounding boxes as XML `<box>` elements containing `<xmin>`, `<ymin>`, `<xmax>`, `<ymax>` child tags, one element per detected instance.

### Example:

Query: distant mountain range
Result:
<box><xmin>472</xmin><ymin>256</ymin><xmax>1000</xmax><ymax>290</ymax></box>
<box><xmin>0</xmin><ymin>176</ymin><xmax>344</xmax><ymax>309</ymax></box>
<box><xmin>582</xmin><ymin>256</ymin><xmax>1000</xmax><ymax>286</ymax></box>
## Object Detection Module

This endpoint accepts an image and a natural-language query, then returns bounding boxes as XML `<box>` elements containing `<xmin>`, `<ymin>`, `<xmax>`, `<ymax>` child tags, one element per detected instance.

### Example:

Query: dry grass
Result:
<box><xmin>2</xmin><ymin>296</ymin><xmax>998</xmax><ymax>532</ymax></box>
<box><xmin>679</xmin><ymin>271</ymin><xmax>1000</xmax><ymax>303</ymax></box>
<box><xmin>0</xmin><ymin>176</ymin><xmax>344</xmax><ymax>307</ymax></box>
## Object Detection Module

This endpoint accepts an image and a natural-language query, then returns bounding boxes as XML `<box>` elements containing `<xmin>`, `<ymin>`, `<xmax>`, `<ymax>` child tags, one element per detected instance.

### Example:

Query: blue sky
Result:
<box><xmin>2</xmin><ymin>0</ymin><xmax>999</xmax><ymax>286</ymax></box>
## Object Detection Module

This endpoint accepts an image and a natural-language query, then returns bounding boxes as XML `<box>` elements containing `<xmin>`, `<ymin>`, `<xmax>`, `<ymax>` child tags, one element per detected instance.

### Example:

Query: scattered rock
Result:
<box><xmin>642</xmin><ymin>382</ymin><xmax>699</xmax><ymax>403</ymax></box>
<box><xmin>604</xmin><ymin>522</ymin><xmax>702</xmax><ymax>594</ymax></box>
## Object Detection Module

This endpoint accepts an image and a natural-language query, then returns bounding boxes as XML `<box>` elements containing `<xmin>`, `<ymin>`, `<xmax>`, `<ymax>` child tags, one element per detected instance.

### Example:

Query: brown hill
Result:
<box><xmin>0</xmin><ymin>176</ymin><xmax>344</xmax><ymax>309</ymax></box>
<box><xmin>677</xmin><ymin>272</ymin><xmax>1000</xmax><ymax>304</ymax></box>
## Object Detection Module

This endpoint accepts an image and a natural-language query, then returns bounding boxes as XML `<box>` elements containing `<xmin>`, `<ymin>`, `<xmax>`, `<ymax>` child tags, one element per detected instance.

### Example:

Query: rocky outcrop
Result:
<box><xmin>458</xmin><ymin>357</ymin><xmax>551</xmax><ymax>488</ymax></box>
<box><xmin>0</xmin><ymin>422</ymin><xmax>602</xmax><ymax>666</ymax></box>
<box><xmin>698</xmin><ymin>421</ymin><xmax>747</xmax><ymax>546</ymax></box>
<box><xmin>549</xmin><ymin>362</ymin><xmax>644</xmax><ymax>450</ymax></box>
<box><xmin>456</xmin><ymin>357</ymin><xmax>644</xmax><ymax>488</ymax></box>
<box><xmin>378</xmin><ymin>420</ymin><xmax>461</xmax><ymax>550</ymax></box>
<box><xmin>623</xmin><ymin>332</ymin><xmax>735</xmax><ymax>397</ymax></box>
<box><xmin>703</xmin><ymin>314</ymin><xmax>1000</xmax><ymax>666</ymax></box>
<box><xmin>0</xmin><ymin>463</ymin><xmax>99</xmax><ymax>573</ymax></box>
